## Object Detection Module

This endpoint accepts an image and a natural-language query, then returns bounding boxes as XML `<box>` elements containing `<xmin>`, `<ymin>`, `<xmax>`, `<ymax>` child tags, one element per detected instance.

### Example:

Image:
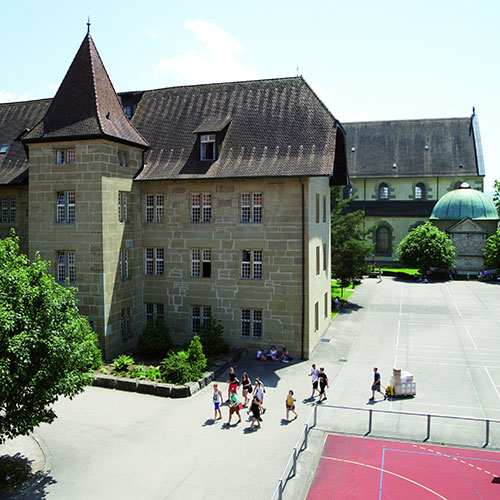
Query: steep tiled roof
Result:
<box><xmin>22</xmin><ymin>34</ymin><xmax>148</xmax><ymax>149</ymax></box>
<box><xmin>344</xmin><ymin>117</ymin><xmax>480</xmax><ymax>178</ymax></box>
<box><xmin>132</xmin><ymin>77</ymin><xmax>344</xmax><ymax>181</ymax></box>
<box><xmin>0</xmin><ymin>99</ymin><xmax>51</xmax><ymax>184</ymax></box>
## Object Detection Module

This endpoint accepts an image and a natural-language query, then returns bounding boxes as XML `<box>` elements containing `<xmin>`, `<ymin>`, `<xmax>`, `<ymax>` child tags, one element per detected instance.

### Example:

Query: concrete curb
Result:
<box><xmin>92</xmin><ymin>348</ymin><xmax>245</xmax><ymax>398</ymax></box>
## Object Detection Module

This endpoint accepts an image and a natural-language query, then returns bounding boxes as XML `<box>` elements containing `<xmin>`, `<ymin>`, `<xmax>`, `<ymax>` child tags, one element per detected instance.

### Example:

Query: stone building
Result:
<box><xmin>0</xmin><ymin>32</ymin><xmax>347</xmax><ymax>360</ymax></box>
<box><xmin>430</xmin><ymin>183</ymin><xmax>498</xmax><ymax>273</ymax></box>
<box><xmin>343</xmin><ymin>116</ymin><xmax>485</xmax><ymax>265</ymax></box>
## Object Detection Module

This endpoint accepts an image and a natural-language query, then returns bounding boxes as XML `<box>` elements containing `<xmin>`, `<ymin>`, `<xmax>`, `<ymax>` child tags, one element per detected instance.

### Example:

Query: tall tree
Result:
<box><xmin>0</xmin><ymin>232</ymin><xmax>101</xmax><ymax>443</ymax></box>
<box><xmin>396</xmin><ymin>222</ymin><xmax>456</xmax><ymax>275</ymax></box>
<box><xmin>330</xmin><ymin>187</ymin><xmax>375</xmax><ymax>291</ymax></box>
<box><xmin>493</xmin><ymin>180</ymin><xmax>500</xmax><ymax>217</ymax></box>
<box><xmin>482</xmin><ymin>228</ymin><xmax>500</xmax><ymax>273</ymax></box>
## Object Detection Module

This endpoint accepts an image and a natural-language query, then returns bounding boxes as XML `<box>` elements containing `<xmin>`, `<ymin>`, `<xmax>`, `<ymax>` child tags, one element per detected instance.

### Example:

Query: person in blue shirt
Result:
<box><xmin>369</xmin><ymin>367</ymin><xmax>386</xmax><ymax>401</ymax></box>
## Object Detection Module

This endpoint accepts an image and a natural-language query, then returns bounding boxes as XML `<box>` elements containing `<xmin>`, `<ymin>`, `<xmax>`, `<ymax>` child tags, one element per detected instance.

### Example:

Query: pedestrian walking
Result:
<box><xmin>241</xmin><ymin>372</ymin><xmax>252</xmax><ymax>406</ymax></box>
<box><xmin>378</xmin><ymin>268</ymin><xmax>383</xmax><ymax>282</ymax></box>
<box><xmin>254</xmin><ymin>377</ymin><xmax>266</xmax><ymax>414</ymax></box>
<box><xmin>309</xmin><ymin>363</ymin><xmax>319</xmax><ymax>398</ymax></box>
<box><xmin>226</xmin><ymin>388</ymin><xmax>242</xmax><ymax>426</ymax></box>
<box><xmin>249</xmin><ymin>395</ymin><xmax>262</xmax><ymax>430</ymax></box>
<box><xmin>318</xmin><ymin>367</ymin><xmax>329</xmax><ymax>402</ymax></box>
<box><xmin>285</xmin><ymin>390</ymin><xmax>298</xmax><ymax>421</ymax></box>
<box><xmin>226</xmin><ymin>367</ymin><xmax>239</xmax><ymax>402</ymax></box>
<box><xmin>212</xmin><ymin>383</ymin><xmax>223</xmax><ymax>421</ymax></box>
<box><xmin>369</xmin><ymin>367</ymin><xmax>386</xmax><ymax>401</ymax></box>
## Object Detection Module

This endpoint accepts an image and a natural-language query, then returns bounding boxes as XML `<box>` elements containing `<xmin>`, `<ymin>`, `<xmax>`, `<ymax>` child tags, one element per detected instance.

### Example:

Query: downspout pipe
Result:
<box><xmin>300</xmin><ymin>178</ymin><xmax>305</xmax><ymax>360</ymax></box>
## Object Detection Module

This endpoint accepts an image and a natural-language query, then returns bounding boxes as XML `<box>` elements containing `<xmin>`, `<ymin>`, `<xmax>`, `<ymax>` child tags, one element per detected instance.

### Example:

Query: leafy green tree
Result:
<box><xmin>330</xmin><ymin>187</ymin><xmax>376</xmax><ymax>291</ymax></box>
<box><xmin>482</xmin><ymin>228</ymin><xmax>500</xmax><ymax>272</ymax></box>
<box><xmin>137</xmin><ymin>317</ymin><xmax>173</xmax><ymax>358</ymax></box>
<box><xmin>0</xmin><ymin>233</ymin><xmax>101</xmax><ymax>443</ymax></box>
<box><xmin>160</xmin><ymin>336</ymin><xmax>207</xmax><ymax>385</ymax></box>
<box><xmin>396</xmin><ymin>222</ymin><xmax>456</xmax><ymax>275</ymax></box>
<box><xmin>198</xmin><ymin>317</ymin><xmax>229</xmax><ymax>357</ymax></box>
<box><xmin>493</xmin><ymin>180</ymin><xmax>500</xmax><ymax>217</ymax></box>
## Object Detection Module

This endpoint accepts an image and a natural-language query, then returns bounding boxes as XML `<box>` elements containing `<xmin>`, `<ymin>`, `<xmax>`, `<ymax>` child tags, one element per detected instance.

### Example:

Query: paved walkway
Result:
<box><xmin>2</xmin><ymin>277</ymin><xmax>500</xmax><ymax>499</ymax></box>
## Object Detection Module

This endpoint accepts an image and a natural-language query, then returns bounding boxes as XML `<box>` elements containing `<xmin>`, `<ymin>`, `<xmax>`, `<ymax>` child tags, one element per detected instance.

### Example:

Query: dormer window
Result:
<box><xmin>200</xmin><ymin>134</ymin><xmax>216</xmax><ymax>161</ymax></box>
<box><xmin>56</xmin><ymin>149</ymin><xmax>75</xmax><ymax>164</ymax></box>
<box><xmin>0</xmin><ymin>144</ymin><xmax>9</xmax><ymax>154</ymax></box>
<box><xmin>123</xmin><ymin>105</ymin><xmax>132</xmax><ymax>119</ymax></box>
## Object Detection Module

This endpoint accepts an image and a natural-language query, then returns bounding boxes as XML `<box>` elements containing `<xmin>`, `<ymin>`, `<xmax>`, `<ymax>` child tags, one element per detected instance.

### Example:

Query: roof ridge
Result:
<box><xmin>88</xmin><ymin>35</ymin><xmax>103</xmax><ymax>135</ymax></box>
<box><xmin>345</xmin><ymin>116</ymin><xmax>470</xmax><ymax>125</ymax></box>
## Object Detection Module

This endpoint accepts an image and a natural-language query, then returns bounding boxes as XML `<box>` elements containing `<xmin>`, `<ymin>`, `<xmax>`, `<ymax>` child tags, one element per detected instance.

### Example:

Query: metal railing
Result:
<box><xmin>270</xmin><ymin>403</ymin><xmax>500</xmax><ymax>499</ymax></box>
<box><xmin>270</xmin><ymin>405</ymin><xmax>317</xmax><ymax>500</ymax></box>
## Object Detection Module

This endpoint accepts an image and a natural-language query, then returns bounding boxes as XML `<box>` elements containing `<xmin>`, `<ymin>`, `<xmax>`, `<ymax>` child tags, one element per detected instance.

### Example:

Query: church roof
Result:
<box><xmin>344</xmin><ymin>117</ymin><xmax>481</xmax><ymax>178</ymax></box>
<box><xmin>22</xmin><ymin>34</ymin><xmax>148</xmax><ymax>149</ymax></box>
<box><xmin>430</xmin><ymin>183</ymin><xmax>498</xmax><ymax>220</ymax></box>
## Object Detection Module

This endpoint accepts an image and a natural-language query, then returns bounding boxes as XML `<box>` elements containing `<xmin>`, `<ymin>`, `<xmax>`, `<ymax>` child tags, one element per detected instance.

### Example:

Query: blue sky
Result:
<box><xmin>2</xmin><ymin>0</ymin><xmax>499</xmax><ymax>191</ymax></box>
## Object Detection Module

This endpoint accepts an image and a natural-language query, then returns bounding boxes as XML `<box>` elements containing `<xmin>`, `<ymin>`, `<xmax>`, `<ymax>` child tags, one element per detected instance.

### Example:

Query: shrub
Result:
<box><xmin>113</xmin><ymin>355</ymin><xmax>134</xmax><ymax>372</ymax></box>
<box><xmin>146</xmin><ymin>367</ymin><xmax>161</xmax><ymax>381</ymax></box>
<box><xmin>160</xmin><ymin>350</ymin><xmax>192</xmax><ymax>385</ymax></box>
<box><xmin>187</xmin><ymin>335</ymin><xmax>207</xmax><ymax>379</ymax></box>
<box><xmin>137</xmin><ymin>317</ymin><xmax>173</xmax><ymax>358</ymax></box>
<box><xmin>198</xmin><ymin>318</ymin><xmax>229</xmax><ymax>357</ymax></box>
<box><xmin>129</xmin><ymin>364</ymin><xmax>148</xmax><ymax>380</ymax></box>
<box><xmin>160</xmin><ymin>336</ymin><xmax>207</xmax><ymax>385</ymax></box>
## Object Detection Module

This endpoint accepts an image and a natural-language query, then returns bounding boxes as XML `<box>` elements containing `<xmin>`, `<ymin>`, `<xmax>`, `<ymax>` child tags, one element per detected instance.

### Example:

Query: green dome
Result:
<box><xmin>430</xmin><ymin>183</ymin><xmax>498</xmax><ymax>220</ymax></box>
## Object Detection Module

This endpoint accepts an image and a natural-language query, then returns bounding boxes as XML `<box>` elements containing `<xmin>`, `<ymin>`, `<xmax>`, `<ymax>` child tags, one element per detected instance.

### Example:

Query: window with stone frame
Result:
<box><xmin>241</xmin><ymin>249</ymin><xmax>262</xmax><ymax>280</ymax></box>
<box><xmin>119</xmin><ymin>248</ymin><xmax>130</xmax><ymax>280</ymax></box>
<box><xmin>316</xmin><ymin>194</ymin><xmax>320</xmax><ymax>223</ymax></box>
<box><xmin>324</xmin><ymin>292</ymin><xmax>328</xmax><ymax>319</ymax></box>
<box><xmin>145</xmin><ymin>194</ymin><xmax>164</xmax><ymax>223</ymax></box>
<box><xmin>118</xmin><ymin>192</ymin><xmax>128</xmax><ymax>223</ymax></box>
<box><xmin>117</xmin><ymin>151</ymin><xmax>128</xmax><ymax>167</ymax></box>
<box><xmin>145</xmin><ymin>303</ymin><xmax>164</xmax><ymax>323</ymax></box>
<box><xmin>240</xmin><ymin>193</ymin><xmax>262</xmax><ymax>223</ymax></box>
<box><xmin>55</xmin><ymin>149</ymin><xmax>75</xmax><ymax>164</ymax></box>
<box><xmin>314</xmin><ymin>301</ymin><xmax>319</xmax><ymax>331</ymax></box>
<box><xmin>316</xmin><ymin>246</ymin><xmax>320</xmax><ymax>275</ymax></box>
<box><xmin>191</xmin><ymin>193</ymin><xmax>211</xmax><ymax>223</ymax></box>
<box><xmin>144</xmin><ymin>247</ymin><xmax>164</xmax><ymax>276</ymax></box>
<box><xmin>1</xmin><ymin>197</ymin><xmax>15</xmax><ymax>223</ymax></box>
<box><xmin>323</xmin><ymin>243</ymin><xmax>327</xmax><ymax>272</ymax></box>
<box><xmin>378</xmin><ymin>183</ymin><xmax>389</xmax><ymax>200</ymax></box>
<box><xmin>191</xmin><ymin>248</ymin><xmax>211</xmax><ymax>278</ymax></box>
<box><xmin>375</xmin><ymin>226</ymin><xmax>392</xmax><ymax>255</ymax></box>
<box><xmin>323</xmin><ymin>195</ymin><xmax>327</xmax><ymax>223</ymax></box>
<box><xmin>56</xmin><ymin>191</ymin><xmax>75</xmax><ymax>223</ymax></box>
<box><xmin>191</xmin><ymin>306</ymin><xmax>211</xmax><ymax>334</ymax></box>
<box><xmin>57</xmin><ymin>251</ymin><xmax>76</xmax><ymax>282</ymax></box>
<box><xmin>241</xmin><ymin>309</ymin><xmax>262</xmax><ymax>338</ymax></box>
<box><xmin>121</xmin><ymin>307</ymin><xmax>132</xmax><ymax>340</ymax></box>
<box><xmin>415</xmin><ymin>183</ymin><xmax>426</xmax><ymax>200</ymax></box>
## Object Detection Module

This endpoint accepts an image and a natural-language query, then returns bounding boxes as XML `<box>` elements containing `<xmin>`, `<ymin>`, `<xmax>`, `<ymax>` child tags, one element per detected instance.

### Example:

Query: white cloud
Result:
<box><xmin>0</xmin><ymin>90</ymin><xmax>31</xmax><ymax>103</ymax></box>
<box><xmin>154</xmin><ymin>20</ymin><xmax>260</xmax><ymax>85</ymax></box>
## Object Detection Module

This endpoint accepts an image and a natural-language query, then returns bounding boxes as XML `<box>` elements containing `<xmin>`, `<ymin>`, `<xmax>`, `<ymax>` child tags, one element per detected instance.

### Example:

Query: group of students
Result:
<box><xmin>212</xmin><ymin>367</ymin><xmax>298</xmax><ymax>430</ymax></box>
<box><xmin>308</xmin><ymin>364</ymin><xmax>329</xmax><ymax>401</ymax></box>
<box><xmin>256</xmin><ymin>346</ymin><xmax>291</xmax><ymax>362</ymax></box>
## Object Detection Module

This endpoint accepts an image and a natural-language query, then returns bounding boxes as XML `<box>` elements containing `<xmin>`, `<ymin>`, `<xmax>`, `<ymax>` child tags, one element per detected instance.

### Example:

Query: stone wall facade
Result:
<box><xmin>12</xmin><ymin>138</ymin><xmax>332</xmax><ymax>360</ymax></box>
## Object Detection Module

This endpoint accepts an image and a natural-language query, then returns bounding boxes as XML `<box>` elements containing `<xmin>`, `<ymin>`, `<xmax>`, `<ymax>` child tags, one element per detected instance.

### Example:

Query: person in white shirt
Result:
<box><xmin>309</xmin><ymin>364</ymin><xmax>320</xmax><ymax>398</ymax></box>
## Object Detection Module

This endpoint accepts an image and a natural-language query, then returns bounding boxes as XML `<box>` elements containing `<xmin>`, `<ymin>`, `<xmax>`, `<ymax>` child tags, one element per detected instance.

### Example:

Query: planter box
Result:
<box><xmin>93</xmin><ymin>374</ymin><xmax>117</xmax><ymax>389</ymax></box>
<box><xmin>155</xmin><ymin>383</ymin><xmax>172</xmax><ymax>398</ymax></box>
<box><xmin>115</xmin><ymin>378</ymin><xmax>138</xmax><ymax>392</ymax></box>
<box><xmin>137</xmin><ymin>380</ymin><xmax>157</xmax><ymax>395</ymax></box>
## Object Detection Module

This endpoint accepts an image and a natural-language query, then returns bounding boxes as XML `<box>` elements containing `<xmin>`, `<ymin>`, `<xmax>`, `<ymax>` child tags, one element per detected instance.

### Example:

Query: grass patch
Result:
<box><xmin>381</xmin><ymin>267</ymin><xmax>419</xmax><ymax>276</ymax></box>
<box><xmin>331</xmin><ymin>279</ymin><xmax>358</xmax><ymax>318</ymax></box>
<box><xmin>0</xmin><ymin>458</ymin><xmax>30</xmax><ymax>494</ymax></box>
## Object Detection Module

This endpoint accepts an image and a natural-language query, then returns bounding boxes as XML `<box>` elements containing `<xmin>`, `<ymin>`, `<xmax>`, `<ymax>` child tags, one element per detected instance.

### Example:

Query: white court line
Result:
<box><xmin>395</xmin><ymin>401</ymin><xmax>500</xmax><ymax>413</ymax></box>
<box><xmin>464</xmin><ymin>325</ymin><xmax>477</xmax><ymax>349</ymax></box>
<box><xmin>395</xmin><ymin>355</ymin><xmax>499</xmax><ymax>363</ymax></box>
<box><xmin>454</xmin><ymin>303</ymin><xmax>462</xmax><ymax>317</ymax></box>
<box><xmin>393</xmin><ymin>360</ymin><xmax>500</xmax><ymax>368</ymax></box>
<box><xmin>445</xmin><ymin>286</ymin><xmax>452</xmax><ymax>297</ymax></box>
<box><xmin>484</xmin><ymin>367</ymin><xmax>500</xmax><ymax>401</ymax></box>
<box><xmin>397</xmin><ymin>345</ymin><xmax>500</xmax><ymax>352</ymax></box>
<box><xmin>396</xmin><ymin>320</ymin><xmax>400</xmax><ymax>350</ymax></box>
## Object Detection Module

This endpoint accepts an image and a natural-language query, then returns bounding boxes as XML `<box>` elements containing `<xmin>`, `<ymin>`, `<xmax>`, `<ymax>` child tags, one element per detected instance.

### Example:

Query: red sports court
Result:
<box><xmin>306</xmin><ymin>434</ymin><xmax>500</xmax><ymax>499</ymax></box>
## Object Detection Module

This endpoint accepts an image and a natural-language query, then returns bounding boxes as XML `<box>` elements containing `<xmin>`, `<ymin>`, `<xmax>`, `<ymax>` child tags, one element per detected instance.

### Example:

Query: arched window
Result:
<box><xmin>376</xmin><ymin>226</ymin><xmax>391</xmax><ymax>255</ymax></box>
<box><xmin>415</xmin><ymin>183</ymin><xmax>426</xmax><ymax>200</ymax></box>
<box><xmin>378</xmin><ymin>183</ymin><xmax>389</xmax><ymax>200</ymax></box>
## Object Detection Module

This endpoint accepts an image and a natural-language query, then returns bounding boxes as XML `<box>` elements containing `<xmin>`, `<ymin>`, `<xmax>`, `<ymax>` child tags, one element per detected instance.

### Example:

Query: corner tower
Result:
<box><xmin>22</xmin><ymin>31</ymin><xmax>149</xmax><ymax>359</ymax></box>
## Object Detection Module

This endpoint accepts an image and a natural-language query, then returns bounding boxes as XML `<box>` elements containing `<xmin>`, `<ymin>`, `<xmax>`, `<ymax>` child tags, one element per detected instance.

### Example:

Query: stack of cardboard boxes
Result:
<box><xmin>391</xmin><ymin>368</ymin><xmax>416</xmax><ymax>396</ymax></box>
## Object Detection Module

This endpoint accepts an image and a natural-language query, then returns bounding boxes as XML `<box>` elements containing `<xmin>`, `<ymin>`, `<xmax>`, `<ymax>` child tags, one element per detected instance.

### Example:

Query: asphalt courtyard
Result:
<box><xmin>2</xmin><ymin>277</ymin><xmax>500</xmax><ymax>500</ymax></box>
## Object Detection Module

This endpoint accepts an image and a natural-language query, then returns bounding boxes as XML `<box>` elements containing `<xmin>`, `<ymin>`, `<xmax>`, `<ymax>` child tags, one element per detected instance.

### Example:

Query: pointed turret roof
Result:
<box><xmin>23</xmin><ymin>34</ymin><xmax>148</xmax><ymax>148</ymax></box>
